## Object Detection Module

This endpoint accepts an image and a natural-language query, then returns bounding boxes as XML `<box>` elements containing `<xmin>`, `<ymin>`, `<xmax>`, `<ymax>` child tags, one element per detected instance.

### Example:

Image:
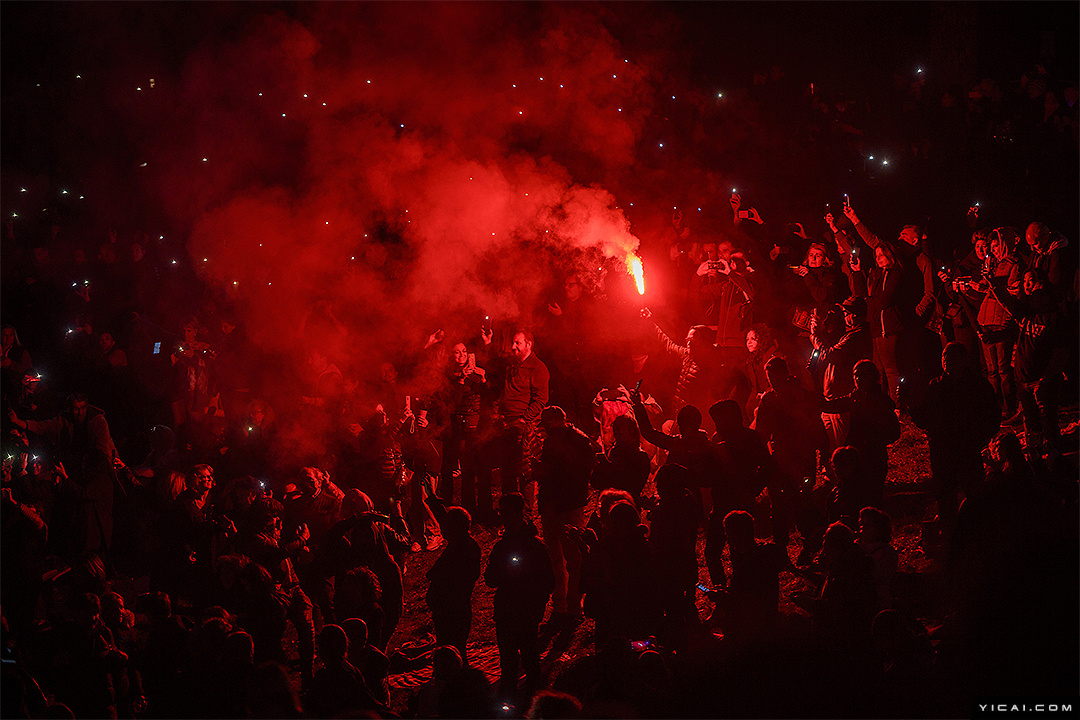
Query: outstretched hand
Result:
<box><xmin>842</xmin><ymin>203</ymin><xmax>859</xmax><ymax>225</ymax></box>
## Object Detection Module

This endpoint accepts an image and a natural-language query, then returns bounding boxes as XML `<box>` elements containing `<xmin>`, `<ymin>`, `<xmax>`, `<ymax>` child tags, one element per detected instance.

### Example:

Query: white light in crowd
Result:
<box><xmin>303</xmin><ymin>94</ymin><xmax>308</xmax><ymax>98</ymax></box>
<box><xmin>539</xmin><ymin>77</ymin><xmax>544</xmax><ymax>81</ymax></box>
<box><xmin>159</xmin><ymin>235</ymin><xmax>163</xmax><ymax>239</ymax></box>
<box><xmin>512</xmin><ymin>84</ymin><xmax>516</xmax><ymax>88</ymax></box>
<box><xmin>233</xmin><ymin>281</ymin><xmax>238</xmax><ymax>286</ymax></box>
<box><xmin>559</xmin><ymin>84</ymin><xmax>564</xmax><ymax>88</ymax></box>
<box><xmin>171</xmin><ymin>260</ymin><xmax>177</xmax><ymax>265</ymax></box>
<box><xmin>76</xmin><ymin>74</ymin><xmax>81</xmax><ymax>79</ymax></box>
<box><xmin>917</xmin><ymin>68</ymin><xmax>923</xmax><ymax>74</ymax></box>
<box><xmin>717</xmin><ymin>93</ymin><xmax>723</xmax><ymax>98</ymax></box>
<box><xmin>282</xmin><ymin>113</ymin><xmax>286</xmax><ymax>117</ymax></box>
<box><xmin>366</xmin><ymin>80</ymin><xmax>371</xmax><ymax>84</ymax></box>
<box><xmin>612</xmin><ymin>75</ymin><xmax>617</xmax><ymax>79</ymax></box>
<box><xmin>868</xmin><ymin>155</ymin><xmax>874</xmax><ymax>160</ymax></box>
<box><xmin>629</xmin><ymin>203</ymin><xmax>634</xmax><ymax>206</ymax></box>
<box><xmin>400</xmin><ymin>124</ymin><xmax>404</xmax><ymax>128</ymax></box>
<box><xmin>492</xmin><ymin>232</ymin><xmax>496</xmax><ymax>236</ymax></box>
<box><xmin>624</xmin><ymin>59</ymin><xmax>628</xmax><ymax>62</ymax></box>
<box><xmin>618</xmin><ymin>108</ymin><xmax>622</xmax><ymax>112</ymax></box>
<box><xmin>351</xmin><ymin>256</ymin><xmax>355</xmax><ymax>260</ymax></box>
<box><xmin>137</xmin><ymin>87</ymin><xmax>142</xmax><ymax>91</ymax></box>
<box><xmin>79</xmin><ymin>196</ymin><xmax>84</xmax><ymax>200</ymax></box>
<box><xmin>882</xmin><ymin>159</ymin><xmax>889</xmax><ymax>165</ymax></box>
<box><xmin>325</xmin><ymin>221</ymin><xmax>330</xmax><ymax>224</ymax></box>
<box><xmin>140</xmin><ymin>162</ymin><xmax>147</xmax><ymax>167</ymax></box>
<box><xmin>322</xmin><ymin>102</ymin><xmax>326</xmax><ymax>106</ymax></box>
<box><xmin>149</xmin><ymin>79</ymin><xmax>154</xmax><ymax>87</ymax></box>
<box><xmin>202</xmin><ymin>158</ymin><xmax>208</xmax><ymax>162</ymax></box>
<box><xmin>259</xmin><ymin>243</ymin><xmax>263</xmax><ymax>247</ymax></box>
<box><xmin>268</xmin><ymin>282</ymin><xmax>272</xmax><ymax>285</ymax></box>
<box><xmin>518</xmin><ymin>111</ymin><xmax>523</xmax><ymax>115</ymax></box>
<box><xmin>203</xmin><ymin>258</ymin><xmax>208</xmax><ymax>262</ymax></box>
<box><xmin>698</xmin><ymin>208</ymin><xmax>702</xmax><ymax>211</ymax></box>
<box><xmin>61</xmin><ymin>190</ymin><xmax>68</xmax><ymax>194</ymax></box>
<box><xmin>258</xmin><ymin>92</ymin><xmax>263</xmax><ymax>96</ymax></box>
<box><xmin>671</xmin><ymin>95</ymin><xmax>675</xmax><ymax>100</ymax></box>
<box><xmin>658</xmin><ymin>143</ymin><xmax>664</xmax><ymax>147</ymax></box>
<box><xmin>11</xmin><ymin>213</ymin><xmax>16</xmax><ymax>218</ymax></box>
<box><xmin>20</xmin><ymin>188</ymin><xmax>26</xmax><ymax>192</ymax></box>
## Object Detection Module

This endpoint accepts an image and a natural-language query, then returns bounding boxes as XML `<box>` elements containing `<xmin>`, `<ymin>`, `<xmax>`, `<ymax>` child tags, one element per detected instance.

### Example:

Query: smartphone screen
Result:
<box><xmin>153</xmin><ymin>342</ymin><xmax>161</xmax><ymax>355</ymax></box>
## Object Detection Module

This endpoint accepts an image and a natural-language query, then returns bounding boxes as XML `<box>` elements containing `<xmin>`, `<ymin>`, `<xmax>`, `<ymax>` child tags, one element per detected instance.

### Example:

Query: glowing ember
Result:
<box><xmin>627</xmin><ymin>254</ymin><xmax>645</xmax><ymax>295</ymax></box>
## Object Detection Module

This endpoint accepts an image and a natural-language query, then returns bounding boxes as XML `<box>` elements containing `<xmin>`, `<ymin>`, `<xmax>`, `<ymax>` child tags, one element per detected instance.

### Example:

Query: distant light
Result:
<box><xmin>617</xmin><ymin>108</ymin><xmax>622</xmax><ymax>112</ymax></box>
<box><xmin>202</xmin><ymin>158</ymin><xmax>208</xmax><ymax>162</ymax></box>
<box><xmin>671</xmin><ymin>95</ymin><xmax>675</xmax><ymax>100</ymax></box>
<box><xmin>233</xmin><ymin>281</ymin><xmax>238</xmax><ymax>286</ymax></box>
<box><xmin>20</xmin><ymin>188</ymin><xmax>26</xmax><ymax>192</ymax></box>
<box><xmin>140</xmin><ymin>162</ymin><xmax>147</xmax><ymax>167</ymax></box>
<box><xmin>303</xmin><ymin>93</ymin><xmax>308</xmax><ymax>98</ymax></box>
<box><xmin>539</xmin><ymin>77</ymin><xmax>544</xmax><ymax>81</ymax></box>
<box><xmin>171</xmin><ymin>260</ymin><xmax>177</xmax><ymax>265</ymax></box>
<box><xmin>259</xmin><ymin>243</ymin><xmax>263</xmax><ymax>247</ymax></box>
<box><xmin>322</xmin><ymin>102</ymin><xmax>326</xmax><ymax>106</ymax></box>
<box><xmin>717</xmin><ymin>93</ymin><xmax>723</xmax><ymax>98</ymax></box>
<box><xmin>492</xmin><ymin>232</ymin><xmax>496</xmax><ymax>236</ymax></box>
<box><xmin>159</xmin><ymin>235</ymin><xmax>163</xmax><ymax>239</ymax></box>
<box><xmin>79</xmin><ymin>196</ymin><xmax>84</xmax><ymax>200</ymax></box>
<box><xmin>137</xmin><ymin>87</ymin><xmax>142</xmax><ymax>91</ymax></box>
<box><xmin>658</xmin><ymin>143</ymin><xmax>664</xmax><ymax>148</ymax></box>
<box><xmin>882</xmin><ymin>159</ymin><xmax>889</xmax><ymax>165</ymax></box>
<box><xmin>203</xmin><ymin>258</ymin><xmax>208</xmax><ymax>262</ymax></box>
<box><xmin>76</xmin><ymin>74</ymin><xmax>81</xmax><ymax>79</ymax></box>
<box><xmin>518</xmin><ymin>111</ymin><xmax>523</xmax><ymax>115</ymax></box>
<box><xmin>281</xmin><ymin>113</ymin><xmax>286</xmax><ymax>117</ymax></box>
<box><xmin>917</xmin><ymin>68</ymin><xmax>923</xmax><ymax>74</ymax></box>
<box><xmin>512</xmin><ymin>84</ymin><xmax>516</xmax><ymax>88</ymax></box>
<box><xmin>624</xmin><ymin>59</ymin><xmax>628</xmax><ymax>62</ymax></box>
<box><xmin>11</xmin><ymin>213</ymin><xmax>16</xmax><ymax>218</ymax></box>
<box><xmin>868</xmin><ymin>155</ymin><xmax>874</xmax><ymax>160</ymax></box>
<box><xmin>400</xmin><ymin>124</ymin><xmax>404</xmax><ymax>128</ymax></box>
<box><xmin>698</xmin><ymin>207</ymin><xmax>702</xmax><ymax>211</ymax></box>
<box><xmin>258</xmin><ymin>92</ymin><xmax>263</xmax><ymax>96</ymax></box>
<box><xmin>366</xmin><ymin>80</ymin><xmax>371</xmax><ymax>84</ymax></box>
<box><xmin>559</xmin><ymin>84</ymin><xmax>564</xmax><ymax>88</ymax></box>
<box><xmin>267</xmin><ymin>282</ymin><xmax>271</xmax><ymax>285</ymax></box>
<box><xmin>612</xmin><ymin>75</ymin><xmax>617</xmax><ymax>79</ymax></box>
<box><xmin>629</xmin><ymin>203</ymin><xmax>634</xmax><ymax>206</ymax></box>
<box><xmin>61</xmin><ymin>190</ymin><xmax>68</xmax><ymax>194</ymax></box>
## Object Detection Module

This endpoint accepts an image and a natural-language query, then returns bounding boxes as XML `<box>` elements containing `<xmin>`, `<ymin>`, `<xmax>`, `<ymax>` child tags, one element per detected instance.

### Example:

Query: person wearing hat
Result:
<box><xmin>812</xmin><ymin>295</ymin><xmax>873</xmax><ymax>450</ymax></box>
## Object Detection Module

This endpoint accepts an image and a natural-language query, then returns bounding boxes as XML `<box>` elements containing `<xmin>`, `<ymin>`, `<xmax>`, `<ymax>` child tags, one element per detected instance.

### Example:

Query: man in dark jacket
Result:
<box><xmin>535</xmin><ymin>406</ymin><xmax>599</xmax><ymax>622</ymax></box>
<box><xmin>422</xmin><ymin>483</ymin><xmax>481</xmax><ymax>664</ymax></box>
<box><xmin>484</xmin><ymin>492</ymin><xmax>555</xmax><ymax>699</ymax></box>
<box><xmin>485</xmin><ymin>330</ymin><xmax>550</xmax><ymax>515</ymax></box>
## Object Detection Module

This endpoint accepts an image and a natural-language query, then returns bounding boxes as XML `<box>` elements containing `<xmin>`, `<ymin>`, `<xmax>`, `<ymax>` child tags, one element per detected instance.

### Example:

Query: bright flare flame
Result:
<box><xmin>627</xmin><ymin>254</ymin><xmax>645</xmax><ymax>295</ymax></box>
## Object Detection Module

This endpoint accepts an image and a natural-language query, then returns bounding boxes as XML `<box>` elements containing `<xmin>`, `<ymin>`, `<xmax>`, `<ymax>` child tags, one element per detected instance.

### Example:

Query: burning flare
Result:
<box><xmin>627</xmin><ymin>254</ymin><xmax>645</xmax><ymax>295</ymax></box>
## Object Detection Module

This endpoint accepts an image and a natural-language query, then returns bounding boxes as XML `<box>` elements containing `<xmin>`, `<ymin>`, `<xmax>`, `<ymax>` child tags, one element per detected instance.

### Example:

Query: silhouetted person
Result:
<box><xmin>342</xmin><ymin>617</ymin><xmax>391</xmax><ymax>707</ymax></box>
<box><xmin>422</xmin><ymin>479</ymin><xmax>481</xmax><ymax>663</ymax></box>
<box><xmin>819</xmin><ymin>359</ymin><xmax>900</xmax><ymax>510</ymax></box>
<box><xmin>858</xmin><ymin>507</ymin><xmax>898</xmax><ymax>611</ymax></box>
<box><xmin>910</xmin><ymin>342</ymin><xmax>999</xmax><ymax>533</ymax></box>
<box><xmin>415</xmin><ymin>645</ymin><xmax>463</xmax><ymax>718</ymax></box>
<box><xmin>308</xmin><ymin>624</ymin><xmax>384</xmax><ymax>718</ymax></box>
<box><xmin>754</xmin><ymin>356</ymin><xmax>828</xmax><ymax>562</ymax></box>
<box><xmin>484</xmin><ymin>492</ymin><xmax>554</xmax><ymax>699</ymax></box>
<box><xmin>711</xmin><ymin>510</ymin><xmax>795</xmax><ymax>645</ymax></box>
<box><xmin>536</xmin><ymin>405</ymin><xmax>598</xmax><ymax>623</ymax></box>
<box><xmin>647</xmin><ymin>463</ymin><xmax>702</xmax><ymax>648</ymax></box>
<box><xmin>590</xmin><ymin>414</ymin><xmax>650</xmax><ymax>505</ymax></box>
<box><xmin>706</xmin><ymin>399</ymin><xmax>773</xmax><ymax>587</ymax></box>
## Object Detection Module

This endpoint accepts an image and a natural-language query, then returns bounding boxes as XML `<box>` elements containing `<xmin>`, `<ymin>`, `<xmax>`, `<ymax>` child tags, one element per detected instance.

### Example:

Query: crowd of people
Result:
<box><xmin>3</xmin><ymin>45</ymin><xmax>1079</xmax><ymax>720</ymax></box>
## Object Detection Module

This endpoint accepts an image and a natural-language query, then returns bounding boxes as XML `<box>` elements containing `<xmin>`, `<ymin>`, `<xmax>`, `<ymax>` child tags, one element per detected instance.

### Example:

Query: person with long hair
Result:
<box><xmin>848</xmin><ymin>242</ymin><xmax>904</xmax><ymax>401</ymax></box>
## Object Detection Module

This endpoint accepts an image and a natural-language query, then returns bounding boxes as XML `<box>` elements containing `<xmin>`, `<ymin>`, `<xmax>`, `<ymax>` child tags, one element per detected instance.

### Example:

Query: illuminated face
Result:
<box><xmin>716</xmin><ymin>241</ymin><xmax>734</xmax><ymax>261</ymax></box>
<box><xmin>875</xmin><ymin>247</ymin><xmax>890</xmax><ymax>269</ymax></box>
<box><xmin>298</xmin><ymin>468</ymin><xmax>321</xmax><ymax>496</ymax></box>
<box><xmin>564</xmin><ymin>276</ymin><xmax>583</xmax><ymax>302</ymax></box>
<box><xmin>974</xmin><ymin>238</ymin><xmax>988</xmax><ymax>261</ymax></box>
<box><xmin>100</xmin><ymin>333</ymin><xmax>115</xmax><ymax>352</ymax></box>
<box><xmin>183</xmin><ymin>324</ymin><xmax>198</xmax><ymax>343</ymax></box>
<box><xmin>745</xmin><ymin>330</ymin><xmax>760</xmax><ymax>354</ymax></box>
<box><xmin>702</xmin><ymin>243</ymin><xmax>718</xmax><ymax>262</ymax></box>
<box><xmin>380</xmin><ymin>362</ymin><xmax>397</xmax><ymax>384</ymax></box>
<box><xmin>990</xmin><ymin>235</ymin><xmax>1008</xmax><ymax>261</ymax></box>
<box><xmin>451</xmin><ymin>343</ymin><xmax>468</xmax><ymax>367</ymax></box>
<box><xmin>1023</xmin><ymin>272</ymin><xmax>1040</xmax><ymax>295</ymax></box>
<box><xmin>193</xmin><ymin>467</ymin><xmax>214</xmax><ymax>494</ymax></box>
<box><xmin>72</xmin><ymin>400</ymin><xmax>88</xmax><ymax>424</ymax></box>
<box><xmin>898</xmin><ymin>227</ymin><xmax>920</xmax><ymax>246</ymax></box>
<box><xmin>806</xmin><ymin>247</ymin><xmax>825</xmax><ymax>268</ymax></box>
<box><xmin>510</xmin><ymin>333</ymin><xmax>532</xmax><ymax>360</ymax></box>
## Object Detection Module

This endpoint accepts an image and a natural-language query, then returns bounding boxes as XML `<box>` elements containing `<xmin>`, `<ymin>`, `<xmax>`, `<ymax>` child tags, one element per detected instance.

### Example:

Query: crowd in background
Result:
<box><xmin>3</xmin><ymin>49</ymin><xmax>1079</xmax><ymax>720</ymax></box>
